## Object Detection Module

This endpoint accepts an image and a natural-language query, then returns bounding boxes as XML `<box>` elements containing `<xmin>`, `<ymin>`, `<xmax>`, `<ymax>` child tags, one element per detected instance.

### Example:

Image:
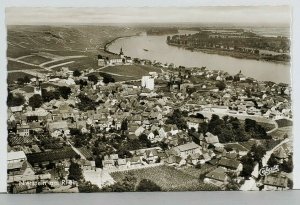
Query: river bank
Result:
<box><xmin>167</xmin><ymin>43</ymin><xmax>290</xmax><ymax>65</ymax></box>
<box><xmin>104</xmin><ymin>34</ymin><xmax>140</xmax><ymax>54</ymax></box>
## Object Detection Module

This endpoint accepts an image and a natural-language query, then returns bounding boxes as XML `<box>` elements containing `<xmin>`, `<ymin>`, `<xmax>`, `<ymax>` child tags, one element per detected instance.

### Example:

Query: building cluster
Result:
<box><xmin>7</xmin><ymin>47</ymin><xmax>292</xmax><ymax>193</ymax></box>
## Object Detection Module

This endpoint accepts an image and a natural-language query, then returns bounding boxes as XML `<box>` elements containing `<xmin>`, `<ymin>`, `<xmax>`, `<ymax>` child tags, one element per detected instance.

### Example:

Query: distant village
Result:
<box><xmin>7</xmin><ymin>46</ymin><xmax>293</xmax><ymax>193</ymax></box>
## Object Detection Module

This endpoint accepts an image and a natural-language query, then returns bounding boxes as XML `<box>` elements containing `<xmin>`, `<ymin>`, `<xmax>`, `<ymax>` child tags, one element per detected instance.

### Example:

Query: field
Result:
<box><xmin>6</xmin><ymin>45</ymin><xmax>36</xmax><ymax>58</ymax></box>
<box><xmin>239</xmin><ymin>119</ymin><xmax>275</xmax><ymax>132</ymax></box>
<box><xmin>179</xmin><ymin>164</ymin><xmax>216</xmax><ymax>178</ymax></box>
<box><xmin>271</xmin><ymin>126</ymin><xmax>293</xmax><ymax>140</ymax></box>
<box><xmin>7</xmin><ymin>72</ymin><xmax>35</xmax><ymax>82</ymax></box>
<box><xmin>7</xmin><ymin>25</ymin><xmax>143</xmax><ymax>58</ymax></box>
<box><xmin>7</xmin><ymin>60</ymin><xmax>40</xmax><ymax>71</ymax></box>
<box><xmin>276</xmin><ymin>119</ymin><xmax>293</xmax><ymax>128</ymax></box>
<box><xmin>101</xmin><ymin>65</ymin><xmax>161</xmax><ymax>77</ymax></box>
<box><xmin>256</xmin><ymin>121</ymin><xmax>276</xmax><ymax>131</ymax></box>
<box><xmin>47</xmin><ymin>56</ymin><xmax>97</xmax><ymax>71</ymax></box>
<box><xmin>78</xmin><ymin>147</ymin><xmax>94</xmax><ymax>160</ymax></box>
<box><xmin>21</xmin><ymin>55</ymin><xmax>51</xmax><ymax>65</ymax></box>
<box><xmin>110</xmin><ymin>165</ymin><xmax>220</xmax><ymax>191</ymax></box>
<box><xmin>239</xmin><ymin>140</ymin><xmax>257</xmax><ymax>150</ymax></box>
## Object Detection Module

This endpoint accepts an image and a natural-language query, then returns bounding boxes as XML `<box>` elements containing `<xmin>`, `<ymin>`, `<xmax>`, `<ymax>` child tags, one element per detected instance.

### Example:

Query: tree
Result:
<box><xmin>73</xmin><ymin>69</ymin><xmax>81</xmax><ymax>77</ymax></box>
<box><xmin>198</xmin><ymin>121</ymin><xmax>208</xmax><ymax>134</ymax></box>
<box><xmin>42</xmin><ymin>89</ymin><xmax>60</xmax><ymax>102</ymax></box>
<box><xmin>78</xmin><ymin>181</ymin><xmax>100</xmax><ymax>192</ymax></box>
<box><xmin>7</xmin><ymin>92</ymin><xmax>25</xmax><ymax>107</ymax></box>
<box><xmin>215</xmin><ymin>81</ymin><xmax>226</xmax><ymax>91</ymax></box>
<box><xmin>95</xmin><ymin>156</ymin><xmax>103</xmax><ymax>168</ymax></box>
<box><xmin>240</xmin><ymin>164</ymin><xmax>254</xmax><ymax>179</ymax></box>
<box><xmin>267</xmin><ymin>153</ymin><xmax>278</xmax><ymax>167</ymax></box>
<box><xmin>165</xmin><ymin>109</ymin><xmax>187</xmax><ymax>130</ymax></box>
<box><xmin>17</xmin><ymin>76</ymin><xmax>30</xmax><ymax>85</ymax></box>
<box><xmin>101</xmin><ymin>175</ymin><xmax>137</xmax><ymax>192</ymax></box>
<box><xmin>251</xmin><ymin>144</ymin><xmax>267</xmax><ymax>162</ymax></box>
<box><xmin>101</xmin><ymin>73</ymin><xmax>115</xmax><ymax>84</ymax></box>
<box><xmin>77</xmin><ymin>94</ymin><xmax>98</xmax><ymax>111</ymax></box>
<box><xmin>281</xmin><ymin>156</ymin><xmax>293</xmax><ymax>173</ymax></box>
<box><xmin>23</xmin><ymin>75</ymin><xmax>31</xmax><ymax>84</ymax></box>
<box><xmin>88</xmin><ymin>74</ymin><xmax>98</xmax><ymax>84</ymax></box>
<box><xmin>68</xmin><ymin>162</ymin><xmax>83</xmax><ymax>181</ymax></box>
<box><xmin>121</xmin><ymin>118</ymin><xmax>128</xmax><ymax>131</ymax></box>
<box><xmin>136</xmin><ymin>179</ymin><xmax>161</xmax><ymax>192</ymax></box>
<box><xmin>58</xmin><ymin>86</ymin><xmax>72</xmax><ymax>99</ymax></box>
<box><xmin>139</xmin><ymin>134</ymin><xmax>152</xmax><ymax>148</ymax></box>
<box><xmin>29</xmin><ymin>94</ymin><xmax>43</xmax><ymax>109</ymax></box>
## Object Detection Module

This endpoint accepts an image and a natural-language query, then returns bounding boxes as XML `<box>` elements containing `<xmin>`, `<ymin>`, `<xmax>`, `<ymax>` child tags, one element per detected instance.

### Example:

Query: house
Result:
<box><xmin>186</xmin><ymin>118</ymin><xmax>203</xmax><ymax>132</ymax></box>
<box><xmin>218</xmin><ymin>158</ymin><xmax>243</xmax><ymax>175</ymax></box>
<box><xmin>143</xmin><ymin>149</ymin><xmax>159</xmax><ymax>164</ymax></box>
<box><xmin>17</xmin><ymin>124</ymin><xmax>30</xmax><ymax>137</ymax></box>
<box><xmin>135</xmin><ymin>126</ymin><xmax>145</xmax><ymax>137</ymax></box>
<box><xmin>7</xmin><ymin>160</ymin><xmax>36</xmax><ymax>183</ymax></box>
<box><xmin>273</xmin><ymin>147</ymin><xmax>289</xmax><ymax>163</ymax></box>
<box><xmin>78</xmin><ymin>159</ymin><xmax>95</xmax><ymax>171</ymax></box>
<box><xmin>117</xmin><ymin>158</ymin><xmax>128</xmax><ymax>169</ymax></box>
<box><xmin>166</xmin><ymin>155</ymin><xmax>182</xmax><ymax>166</ymax></box>
<box><xmin>47</xmin><ymin>121</ymin><xmax>68</xmax><ymax>133</ymax></box>
<box><xmin>26</xmin><ymin>148</ymin><xmax>77</xmax><ymax>167</ymax></box>
<box><xmin>129</xmin><ymin>156</ymin><xmax>142</xmax><ymax>168</ymax></box>
<box><xmin>102</xmin><ymin>159</ymin><xmax>115</xmax><ymax>170</ymax></box>
<box><xmin>204</xmin><ymin>132</ymin><xmax>223</xmax><ymax>149</ymax></box>
<box><xmin>173</xmin><ymin>142</ymin><xmax>202</xmax><ymax>158</ymax></box>
<box><xmin>189</xmin><ymin>153</ymin><xmax>202</xmax><ymax>165</ymax></box>
<box><xmin>224</xmin><ymin>143</ymin><xmax>249</xmax><ymax>156</ymax></box>
<box><xmin>204</xmin><ymin>167</ymin><xmax>228</xmax><ymax>187</ymax></box>
<box><xmin>7</xmin><ymin>151</ymin><xmax>27</xmax><ymax>163</ymax></box>
<box><xmin>263</xmin><ymin>173</ymin><xmax>288</xmax><ymax>190</ymax></box>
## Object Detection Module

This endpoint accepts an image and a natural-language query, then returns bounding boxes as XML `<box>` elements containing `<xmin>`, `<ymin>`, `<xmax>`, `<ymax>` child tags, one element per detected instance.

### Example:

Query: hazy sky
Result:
<box><xmin>6</xmin><ymin>6</ymin><xmax>291</xmax><ymax>25</ymax></box>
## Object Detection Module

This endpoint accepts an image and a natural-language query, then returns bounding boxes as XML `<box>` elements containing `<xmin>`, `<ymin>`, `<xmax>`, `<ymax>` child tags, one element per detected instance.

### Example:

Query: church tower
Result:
<box><xmin>34</xmin><ymin>76</ymin><xmax>42</xmax><ymax>96</ymax></box>
<box><xmin>119</xmin><ymin>47</ymin><xmax>124</xmax><ymax>59</ymax></box>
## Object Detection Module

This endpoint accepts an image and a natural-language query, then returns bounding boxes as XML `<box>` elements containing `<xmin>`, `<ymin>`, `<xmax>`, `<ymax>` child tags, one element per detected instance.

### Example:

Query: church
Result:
<box><xmin>98</xmin><ymin>48</ymin><xmax>132</xmax><ymax>66</ymax></box>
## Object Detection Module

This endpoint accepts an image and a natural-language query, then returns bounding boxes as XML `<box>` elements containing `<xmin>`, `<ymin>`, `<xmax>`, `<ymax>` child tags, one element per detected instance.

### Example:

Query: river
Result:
<box><xmin>107</xmin><ymin>30</ymin><xmax>291</xmax><ymax>84</ymax></box>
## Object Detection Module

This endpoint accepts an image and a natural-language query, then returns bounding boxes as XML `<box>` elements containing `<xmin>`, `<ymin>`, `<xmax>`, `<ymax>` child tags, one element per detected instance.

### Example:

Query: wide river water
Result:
<box><xmin>107</xmin><ymin>30</ymin><xmax>291</xmax><ymax>84</ymax></box>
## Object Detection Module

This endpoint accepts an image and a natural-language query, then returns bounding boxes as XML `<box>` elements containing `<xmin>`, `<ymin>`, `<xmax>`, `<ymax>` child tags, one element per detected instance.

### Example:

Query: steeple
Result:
<box><xmin>34</xmin><ymin>75</ymin><xmax>42</xmax><ymax>96</ymax></box>
<box><xmin>119</xmin><ymin>47</ymin><xmax>124</xmax><ymax>55</ymax></box>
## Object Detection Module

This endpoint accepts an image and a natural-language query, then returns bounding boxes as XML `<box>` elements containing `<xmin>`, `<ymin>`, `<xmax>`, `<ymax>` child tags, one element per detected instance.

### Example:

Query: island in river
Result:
<box><xmin>166</xmin><ymin>29</ymin><xmax>290</xmax><ymax>63</ymax></box>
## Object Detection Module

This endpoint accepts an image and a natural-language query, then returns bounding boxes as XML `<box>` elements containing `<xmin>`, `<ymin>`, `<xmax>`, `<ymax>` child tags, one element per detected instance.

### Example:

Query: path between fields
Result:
<box><xmin>47</xmin><ymin>61</ymin><xmax>75</xmax><ymax>69</ymax></box>
<box><xmin>39</xmin><ymin>55</ymin><xmax>86</xmax><ymax>67</ymax></box>
<box><xmin>66</xmin><ymin>140</ymin><xmax>86</xmax><ymax>160</ymax></box>
<box><xmin>266</xmin><ymin>120</ymin><xmax>279</xmax><ymax>134</ymax></box>
<box><xmin>8</xmin><ymin>55</ymin><xmax>87</xmax><ymax>72</ymax></box>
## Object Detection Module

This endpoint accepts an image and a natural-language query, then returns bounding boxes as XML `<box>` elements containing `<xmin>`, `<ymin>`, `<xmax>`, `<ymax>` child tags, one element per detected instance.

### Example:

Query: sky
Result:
<box><xmin>5</xmin><ymin>6</ymin><xmax>291</xmax><ymax>25</ymax></box>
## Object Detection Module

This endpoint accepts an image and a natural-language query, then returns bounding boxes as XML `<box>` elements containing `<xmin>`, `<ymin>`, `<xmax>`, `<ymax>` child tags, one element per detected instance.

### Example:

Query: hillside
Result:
<box><xmin>7</xmin><ymin>25</ymin><xmax>143</xmax><ymax>72</ymax></box>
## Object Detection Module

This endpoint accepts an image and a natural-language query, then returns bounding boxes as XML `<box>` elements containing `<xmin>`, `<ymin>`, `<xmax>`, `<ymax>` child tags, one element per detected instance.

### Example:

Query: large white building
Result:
<box><xmin>141</xmin><ymin>76</ymin><xmax>155</xmax><ymax>90</ymax></box>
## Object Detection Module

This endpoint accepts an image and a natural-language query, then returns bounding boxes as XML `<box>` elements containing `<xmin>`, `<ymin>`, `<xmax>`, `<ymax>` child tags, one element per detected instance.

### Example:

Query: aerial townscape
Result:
<box><xmin>6</xmin><ymin>22</ymin><xmax>293</xmax><ymax>193</ymax></box>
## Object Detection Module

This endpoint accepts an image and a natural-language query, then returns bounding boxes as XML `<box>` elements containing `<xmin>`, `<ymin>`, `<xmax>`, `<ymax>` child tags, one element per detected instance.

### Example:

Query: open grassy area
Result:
<box><xmin>239</xmin><ymin>140</ymin><xmax>257</xmax><ymax>150</ymax></box>
<box><xmin>45</xmin><ymin>56</ymin><xmax>96</xmax><ymax>71</ymax></box>
<box><xmin>7</xmin><ymin>72</ymin><xmax>35</xmax><ymax>83</ymax></box>
<box><xmin>7</xmin><ymin>45</ymin><xmax>36</xmax><ymax>58</ymax></box>
<box><xmin>239</xmin><ymin>119</ymin><xmax>275</xmax><ymax>132</ymax></box>
<box><xmin>271</xmin><ymin>126</ymin><xmax>293</xmax><ymax>140</ymax></box>
<box><xmin>21</xmin><ymin>55</ymin><xmax>52</xmax><ymax>65</ymax></box>
<box><xmin>110</xmin><ymin>165</ymin><xmax>220</xmax><ymax>191</ymax></box>
<box><xmin>179</xmin><ymin>164</ymin><xmax>216</xmax><ymax>178</ymax></box>
<box><xmin>276</xmin><ymin>119</ymin><xmax>293</xmax><ymax>128</ymax></box>
<box><xmin>257</xmin><ymin>121</ymin><xmax>276</xmax><ymax>131</ymax></box>
<box><xmin>7</xmin><ymin>60</ymin><xmax>40</xmax><ymax>71</ymax></box>
<box><xmin>101</xmin><ymin>65</ymin><xmax>161</xmax><ymax>78</ymax></box>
